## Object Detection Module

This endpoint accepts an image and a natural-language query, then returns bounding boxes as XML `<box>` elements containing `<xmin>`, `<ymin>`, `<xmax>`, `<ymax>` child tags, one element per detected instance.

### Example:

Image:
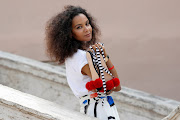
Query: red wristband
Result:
<box><xmin>108</xmin><ymin>66</ymin><xmax>114</xmax><ymax>71</ymax></box>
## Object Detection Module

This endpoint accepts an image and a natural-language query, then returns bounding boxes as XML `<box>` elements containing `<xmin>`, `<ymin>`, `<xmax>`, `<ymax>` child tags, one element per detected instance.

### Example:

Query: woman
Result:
<box><xmin>45</xmin><ymin>5</ymin><xmax>121</xmax><ymax>120</ymax></box>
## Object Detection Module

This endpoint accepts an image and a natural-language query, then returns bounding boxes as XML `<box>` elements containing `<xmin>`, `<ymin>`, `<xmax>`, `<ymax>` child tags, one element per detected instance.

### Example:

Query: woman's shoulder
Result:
<box><xmin>66</xmin><ymin>49</ymin><xmax>87</xmax><ymax>61</ymax></box>
<box><xmin>76</xmin><ymin>49</ymin><xmax>87</xmax><ymax>55</ymax></box>
<box><xmin>65</xmin><ymin>49</ymin><xmax>88</xmax><ymax>72</ymax></box>
<box><xmin>72</xmin><ymin>49</ymin><xmax>86</xmax><ymax>58</ymax></box>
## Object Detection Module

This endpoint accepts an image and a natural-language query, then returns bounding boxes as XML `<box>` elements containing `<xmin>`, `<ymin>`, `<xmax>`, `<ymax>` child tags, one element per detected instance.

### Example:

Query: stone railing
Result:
<box><xmin>0</xmin><ymin>84</ymin><xmax>97</xmax><ymax>120</ymax></box>
<box><xmin>0</xmin><ymin>50</ymin><xmax>180</xmax><ymax>120</ymax></box>
<box><xmin>162</xmin><ymin>105</ymin><xmax>180</xmax><ymax>120</ymax></box>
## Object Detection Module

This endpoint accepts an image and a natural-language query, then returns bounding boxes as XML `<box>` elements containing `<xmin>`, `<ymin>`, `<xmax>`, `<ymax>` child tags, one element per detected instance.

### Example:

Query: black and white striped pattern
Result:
<box><xmin>98</xmin><ymin>43</ymin><xmax>106</xmax><ymax>61</ymax></box>
<box><xmin>89</xmin><ymin>46</ymin><xmax>101</xmax><ymax>98</ymax></box>
<box><xmin>95</xmin><ymin>47</ymin><xmax>107</xmax><ymax>94</ymax></box>
<box><xmin>89</xmin><ymin>43</ymin><xmax>115</xmax><ymax>95</ymax></box>
<box><xmin>89</xmin><ymin>46</ymin><xmax>99</xmax><ymax>75</ymax></box>
<box><xmin>98</xmin><ymin>45</ymin><xmax>114</xmax><ymax>78</ymax></box>
<box><xmin>80</xmin><ymin>43</ymin><xmax>121</xmax><ymax>119</ymax></box>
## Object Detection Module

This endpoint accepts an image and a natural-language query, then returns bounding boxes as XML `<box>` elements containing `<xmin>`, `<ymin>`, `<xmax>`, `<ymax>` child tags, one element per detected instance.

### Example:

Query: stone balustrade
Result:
<box><xmin>0</xmin><ymin>50</ymin><xmax>180</xmax><ymax>120</ymax></box>
<box><xmin>0</xmin><ymin>84</ymin><xmax>97</xmax><ymax>120</ymax></box>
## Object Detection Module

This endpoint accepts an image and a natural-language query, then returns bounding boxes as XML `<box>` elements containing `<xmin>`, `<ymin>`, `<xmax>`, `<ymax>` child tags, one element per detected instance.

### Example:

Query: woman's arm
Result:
<box><xmin>106</xmin><ymin>58</ymin><xmax>121</xmax><ymax>91</ymax></box>
<box><xmin>82</xmin><ymin>58</ymin><xmax>121</xmax><ymax>92</ymax></box>
<box><xmin>82</xmin><ymin>43</ymin><xmax>121</xmax><ymax>92</ymax></box>
<box><xmin>81</xmin><ymin>64</ymin><xmax>97</xmax><ymax>93</ymax></box>
<box><xmin>93</xmin><ymin>43</ymin><xmax>121</xmax><ymax>92</ymax></box>
<box><xmin>81</xmin><ymin>64</ymin><xmax>91</xmax><ymax>77</ymax></box>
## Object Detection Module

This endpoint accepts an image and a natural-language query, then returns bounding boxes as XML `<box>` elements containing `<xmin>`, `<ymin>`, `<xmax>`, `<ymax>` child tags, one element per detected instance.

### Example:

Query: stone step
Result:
<box><xmin>0</xmin><ymin>50</ymin><xmax>180</xmax><ymax>120</ymax></box>
<box><xmin>0</xmin><ymin>84</ymin><xmax>97</xmax><ymax>120</ymax></box>
<box><xmin>162</xmin><ymin>105</ymin><xmax>180</xmax><ymax>120</ymax></box>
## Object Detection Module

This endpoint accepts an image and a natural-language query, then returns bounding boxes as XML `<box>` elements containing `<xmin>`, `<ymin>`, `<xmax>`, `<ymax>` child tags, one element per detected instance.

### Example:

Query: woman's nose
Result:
<box><xmin>84</xmin><ymin>26</ymin><xmax>89</xmax><ymax>32</ymax></box>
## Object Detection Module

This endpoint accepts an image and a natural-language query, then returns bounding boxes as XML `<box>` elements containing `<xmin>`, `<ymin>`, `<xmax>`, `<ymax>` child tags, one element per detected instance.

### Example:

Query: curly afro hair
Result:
<box><xmin>45</xmin><ymin>5</ymin><xmax>101</xmax><ymax>65</ymax></box>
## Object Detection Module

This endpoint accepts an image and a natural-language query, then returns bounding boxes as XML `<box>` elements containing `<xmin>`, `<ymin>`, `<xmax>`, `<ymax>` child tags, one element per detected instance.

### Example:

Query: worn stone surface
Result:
<box><xmin>112</xmin><ymin>87</ymin><xmax>180</xmax><ymax>120</ymax></box>
<box><xmin>0</xmin><ymin>50</ymin><xmax>180</xmax><ymax>120</ymax></box>
<box><xmin>0</xmin><ymin>84</ymin><xmax>98</xmax><ymax>120</ymax></box>
<box><xmin>162</xmin><ymin>106</ymin><xmax>180</xmax><ymax>120</ymax></box>
<box><xmin>0</xmin><ymin>51</ymin><xmax>79</xmax><ymax>111</ymax></box>
<box><xmin>1</xmin><ymin>1</ymin><xmax>180</xmax><ymax>102</ymax></box>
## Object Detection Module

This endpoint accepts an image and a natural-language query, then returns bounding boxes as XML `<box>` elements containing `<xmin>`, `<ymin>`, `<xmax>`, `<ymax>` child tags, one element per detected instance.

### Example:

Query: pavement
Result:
<box><xmin>0</xmin><ymin>0</ymin><xmax>180</xmax><ymax>101</ymax></box>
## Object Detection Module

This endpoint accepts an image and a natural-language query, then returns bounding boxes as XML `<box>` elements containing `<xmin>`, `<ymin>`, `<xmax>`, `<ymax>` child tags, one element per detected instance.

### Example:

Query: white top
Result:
<box><xmin>65</xmin><ymin>49</ymin><xmax>93</xmax><ymax>98</ymax></box>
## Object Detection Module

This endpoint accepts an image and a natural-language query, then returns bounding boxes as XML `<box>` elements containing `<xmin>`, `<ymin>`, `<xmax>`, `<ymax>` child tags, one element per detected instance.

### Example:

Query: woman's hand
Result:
<box><xmin>88</xmin><ymin>42</ymin><xmax>108</xmax><ymax>57</ymax></box>
<box><xmin>106</xmin><ymin>90</ymin><xmax>113</xmax><ymax>95</ymax></box>
<box><xmin>88</xmin><ymin>89</ymin><xmax>97</xmax><ymax>92</ymax></box>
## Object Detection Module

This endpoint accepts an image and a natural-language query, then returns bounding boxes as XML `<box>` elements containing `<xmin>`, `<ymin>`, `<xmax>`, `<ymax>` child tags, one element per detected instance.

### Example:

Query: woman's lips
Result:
<box><xmin>85</xmin><ymin>33</ymin><xmax>91</xmax><ymax>37</ymax></box>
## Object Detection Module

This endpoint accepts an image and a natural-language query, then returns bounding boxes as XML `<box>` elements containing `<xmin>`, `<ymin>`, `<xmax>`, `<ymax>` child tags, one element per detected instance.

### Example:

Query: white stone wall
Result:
<box><xmin>162</xmin><ymin>106</ymin><xmax>180</xmax><ymax>120</ymax></box>
<box><xmin>0</xmin><ymin>51</ymin><xmax>79</xmax><ymax>111</ymax></box>
<box><xmin>0</xmin><ymin>84</ymin><xmax>97</xmax><ymax>120</ymax></box>
<box><xmin>0</xmin><ymin>50</ymin><xmax>180</xmax><ymax>120</ymax></box>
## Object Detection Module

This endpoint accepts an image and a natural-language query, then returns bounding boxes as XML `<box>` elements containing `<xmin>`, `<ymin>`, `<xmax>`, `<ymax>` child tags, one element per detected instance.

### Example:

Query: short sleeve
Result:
<box><xmin>74</xmin><ymin>50</ymin><xmax>88</xmax><ymax>74</ymax></box>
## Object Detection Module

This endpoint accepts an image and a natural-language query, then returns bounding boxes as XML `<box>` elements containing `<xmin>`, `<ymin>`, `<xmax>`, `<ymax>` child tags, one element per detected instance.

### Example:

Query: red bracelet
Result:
<box><xmin>108</xmin><ymin>66</ymin><xmax>114</xmax><ymax>70</ymax></box>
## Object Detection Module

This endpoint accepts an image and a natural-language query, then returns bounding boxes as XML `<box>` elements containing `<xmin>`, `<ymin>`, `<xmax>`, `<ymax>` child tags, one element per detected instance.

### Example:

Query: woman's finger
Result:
<box><xmin>97</xmin><ymin>43</ymin><xmax>105</xmax><ymax>51</ymax></box>
<box><xmin>98</xmin><ymin>42</ymin><xmax>104</xmax><ymax>47</ymax></box>
<box><xmin>106</xmin><ymin>90</ymin><xmax>113</xmax><ymax>95</ymax></box>
<box><xmin>87</xmin><ymin>47</ymin><xmax>93</xmax><ymax>52</ymax></box>
<box><xmin>95</xmin><ymin>43</ymin><xmax>101</xmax><ymax>52</ymax></box>
<box><xmin>97</xmin><ymin>43</ymin><xmax>107</xmax><ymax>56</ymax></box>
<box><xmin>96</xmin><ymin>43</ymin><xmax>106</xmax><ymax>55</ymax></box>
<box><xmin>91</xmin><ymin>45</ymin><xmax>96</xmax><ymax>52</ymax></box>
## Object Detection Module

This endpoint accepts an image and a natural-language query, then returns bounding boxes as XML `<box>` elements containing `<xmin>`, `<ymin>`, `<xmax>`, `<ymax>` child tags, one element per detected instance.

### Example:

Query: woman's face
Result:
<box><xmin>71</xmin><ymin>13</ymin><xmax>92</xmax><ymax>42</ymax></box>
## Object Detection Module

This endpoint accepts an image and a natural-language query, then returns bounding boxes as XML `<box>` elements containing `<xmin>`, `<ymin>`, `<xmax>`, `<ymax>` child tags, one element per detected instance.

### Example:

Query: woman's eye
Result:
<box><xmin>76</xmin><ymin>26</ymin><xmax>82</xmax><ymax>29</ymax></box>
<box><xmin>86</xmin><ymin>22</ymin><xmax>90</xmax><ymax>26</ymax></box>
